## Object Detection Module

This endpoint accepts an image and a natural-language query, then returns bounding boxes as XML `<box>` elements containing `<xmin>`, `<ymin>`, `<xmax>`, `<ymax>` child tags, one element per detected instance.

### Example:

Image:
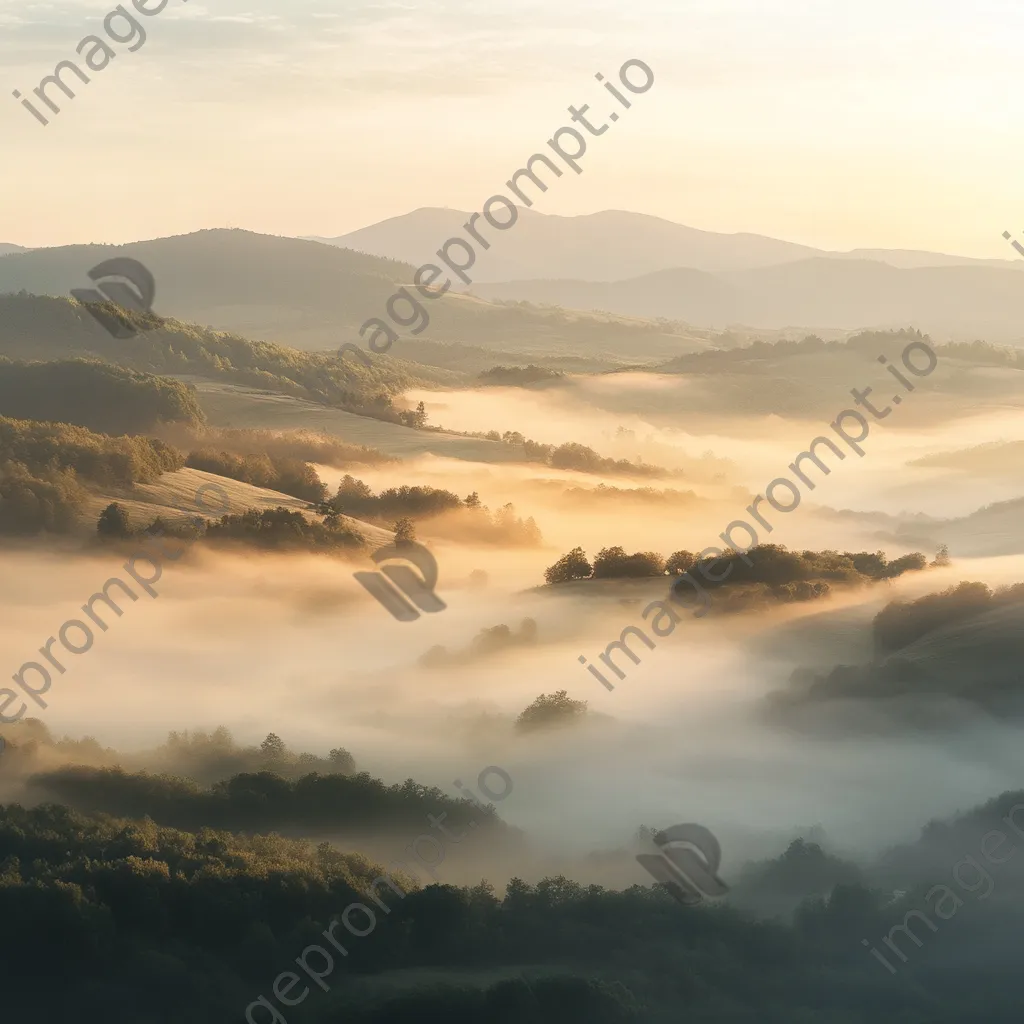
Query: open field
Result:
<box><xmin>180</xmin><ymin>377</ymin><xmax>522</xmax><ymax>462</ymax></box>
<box><xmin>79</xmin><ymin>466</ymin><xmax>395</xmax><ymax>547</ymax></box>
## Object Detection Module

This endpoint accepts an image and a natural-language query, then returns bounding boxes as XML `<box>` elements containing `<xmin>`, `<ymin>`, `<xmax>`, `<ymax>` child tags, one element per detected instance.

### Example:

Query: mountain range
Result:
<box><xmin>311</xmin><ymin>207</ymin><xmax>1022</xmax><ymax>281</ymax></box>
<box><xmin>5</xmin><ymin>215</ymin><xmax>1024</xmax><ymax>347</ymax></box>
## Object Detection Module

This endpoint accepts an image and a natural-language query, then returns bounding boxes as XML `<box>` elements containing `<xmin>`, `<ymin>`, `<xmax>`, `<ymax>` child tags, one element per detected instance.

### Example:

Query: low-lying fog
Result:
<box><xmin>406</xmin><ymin>378</ymin><xmax>1024</xmax><ymax>518</ymax></box>
<box><xmin>4</xmin><ymin>541</ymin><xmax>1024</xmax><ymax>886</ymax></box>
<box><xmin>3</xmin><ymin>378</ymin><xmax>1023</xmax><ymax>892</ymax></box>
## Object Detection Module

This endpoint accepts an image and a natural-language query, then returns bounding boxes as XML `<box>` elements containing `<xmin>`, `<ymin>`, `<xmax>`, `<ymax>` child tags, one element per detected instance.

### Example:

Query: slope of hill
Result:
<box><xmin>0</xmin><ymin>229</ymin><xmax>713</xmax><ymax>359</ymax></box>
<box><xmin>0</xmin><ymin>228</ymin><xmax>409</xmax><ymax>324</ymax></box>
<box><xmin>0</xmin><ymin>244</ymin><xmax>25</xmax><ymax>256</ymax></box>
<box><xmin>575</xmin><ymin>332</ymin><xmax>1024</xmax><ymax>425</ymax></box>
<box><xmin>0</xmin><ymin>293</ymin><xmax>446</xmax><ymax>426</ymax></box>
<box><xmin>892</xmin><ymin>496</ymin><xmax>1024</xmax><ymax>557</ymax></box>
<box><xmin>314</xmin><ymin>207</ymin><xmax>1023</xmax><ymax>281</ymax></box>
<box><xmin>80</xmin><ymin>466</ymin><xmax>395</xmax><ymax>548</ymax></box>
<box><xmin>185</xmin><ymin>378</ymin><xmax>524</xmax><ymax>462</ymax></box>
<box><xmin>777</xmin><ymin>599</ymin><xmax>1024</xmax><ymax>723</ymax></box>
<box><xmin>474</xmin><ymin>258</ymin><xmax>1024</xmax><ymax>342</ymax></box>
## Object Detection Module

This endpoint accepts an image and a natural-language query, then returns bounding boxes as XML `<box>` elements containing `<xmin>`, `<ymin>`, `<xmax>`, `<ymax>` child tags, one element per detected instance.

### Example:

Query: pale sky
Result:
<box><xmin>3</xmin><ymin>0</ymin><xmax>1024</xmax><ymax>255</ymax></box>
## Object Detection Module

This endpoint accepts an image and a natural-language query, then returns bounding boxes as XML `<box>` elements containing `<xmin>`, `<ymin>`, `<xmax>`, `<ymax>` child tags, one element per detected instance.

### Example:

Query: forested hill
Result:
<box><xmin>0</xmin><ymin>293</ymin><xmax>452</xmax><ymax>425</ymax></box>
<box><xmin>0</xmin><ymin>358</ymin><xmax>204</xmax><ymax>435</ymax></box>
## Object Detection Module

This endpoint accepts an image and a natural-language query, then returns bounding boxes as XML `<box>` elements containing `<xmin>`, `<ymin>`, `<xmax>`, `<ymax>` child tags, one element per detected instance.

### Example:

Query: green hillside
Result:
<box><xmin>0</xmin><ymin>293</ymin><xmax>451</xmax><ymax>425</ymax></box>
<box><xmin>0</xmin><ymin>358</ymin><xmax>204</xmax><ymax>435</ymax></box>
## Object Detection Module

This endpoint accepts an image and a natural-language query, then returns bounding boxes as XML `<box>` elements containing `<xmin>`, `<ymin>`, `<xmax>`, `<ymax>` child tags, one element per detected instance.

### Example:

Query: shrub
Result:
<box><xmin>97</xmin><ymin>502</ymin><xmax>132</xmax><ymax>539</ymax></box>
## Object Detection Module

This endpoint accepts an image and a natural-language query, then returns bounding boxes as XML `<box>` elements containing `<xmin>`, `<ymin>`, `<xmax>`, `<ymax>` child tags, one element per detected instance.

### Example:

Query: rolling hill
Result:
<box><xmin>473</xmin><ymin>259</ymin><xmax>1024</xmax><ymax>342</ymax></box>
<box><xmin>82</xmin><ymin>466</ymin><xmax>395</xmax><ymax>548</ymax></box>
<box><xmin>0</xmin><ymin>292</ymin><xmax>447</xmax><ymax>425</ymax></box>
<box><xmin>777</xmin><ymin>599</ymin><xmax>1024</xmax><ymax>723</ymax></box>
<box><xmin>0</xmin><ymin>229</ymin><xmax>713</xmax><ymax>360</ymax></box>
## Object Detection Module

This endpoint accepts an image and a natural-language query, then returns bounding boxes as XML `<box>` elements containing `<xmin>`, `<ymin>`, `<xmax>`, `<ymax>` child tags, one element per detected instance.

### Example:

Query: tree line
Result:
<box><xmin>544</xmin><ymin>542</ymin><xmax>930</xmax><ymax>586</ymax></box>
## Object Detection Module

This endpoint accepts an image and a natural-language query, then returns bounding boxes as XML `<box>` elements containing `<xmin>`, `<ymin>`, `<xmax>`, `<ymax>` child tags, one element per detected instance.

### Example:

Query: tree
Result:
<box><xmin>328</xmin><ymin>747</ymin><xmax>356</xmax><ymax>773</ymax></box>
<box><xmin>394</xmin><ymin>517</ymin><xmax>416</xmax><ymax>545</ymax></box>
<box><xmin>259</xmin><ymin>733</ymin><xmax>287</xmax><ymax>763</ymax></box>
<box><xmin>97</xmin><ymin>502</ymin><xmax>132</xmax><ymax>539</ymax></box>
<box><xmin>666</xmin><ymin>550</ymin><xmax>696</xmax><ymax>574</ymax></box>
<box><xmin>515</xmin><ymin>690</ymin><xmax>588</xmax><ymax>732</ymax></box>
<box><xmin>933</xmin><ymin>544</ymin><xmax>951</xmax><ymax>567</ymax></box>
<box><xmin>543</xmin><ymin>547</ymin><xmax>592</xmax><ymax>584</ymax></box>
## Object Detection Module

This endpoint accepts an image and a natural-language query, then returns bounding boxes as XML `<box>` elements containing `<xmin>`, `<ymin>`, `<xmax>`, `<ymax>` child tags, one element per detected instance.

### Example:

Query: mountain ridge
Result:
<box><xmin>309</xmin><ymin>206</ymin><xmax>1022</xmax><ymax>281</ymax></box>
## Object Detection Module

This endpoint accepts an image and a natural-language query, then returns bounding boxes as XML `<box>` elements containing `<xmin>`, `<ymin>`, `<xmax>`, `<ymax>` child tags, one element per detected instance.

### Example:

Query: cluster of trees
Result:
<box><xmin>0</xmin><ymin>415</ymin><xmax>183</xmax><ymax>489</ymax></box>
<box><xmin>0</xmin><ymin>357</ymin><xmax>205</xmax><ymax>435</ymax></box>
<box><xmin>0</xmin><ymin>417</ymin><xmax>184</xmax><ymax>536</ymax></box>
<box><xmin>0</xmin><ymin>720</ymin><xmax>357</xmax><ymax>789</ymax></box>
<box><xmin>185</xmin><ymin>448</ymin><xmax>327</xmax><ymax>503</ymax></box>
<box><xmin>96</xmin><ymin>504</ymin><xmax>369</xmax><ymax>555</ymax></box>
<box><xmin>0</xmin><ymin>293</ymin><xmax>434</xmax><ymax>426</ymax></box>
<box><xmin>515</xmin><ymin>690</ymin><xmax>589</xmax><ymax>733</ymax></box>
<box><xmin>481</xmin><ymin>432</ymin><xmax>666</xmax><ymax>477</ymax></box>
<box><xmin>327</xmin><ymin>477</ymin><xmax>542</xmax><ymax>546</ymax></box>
<box><xmin>873</xmin><ymin>579</ymin><xmax>1024</xmax><ymax>653</ymax></box>
<box><xmin>331</xmin><ymin>475</ymin><xmax>463</xmax><ymax>519</ymax></box>
<box><xmin>0</xmin><ymin>459</ymin><xmax>84</xmax><ymax>535</ymax></box>
<box><xmin>545</xmin><ymin>543</ymin><xmax>929</xmax><ymax>587</ymax></box>
<box><xmin>157</xmin><ymin>728</ymin><xmax>356</xmax><ymax>783</ymax></box>
<box><xmin>203</xmin><ymin>507</ymin><xmax>365</xmax><ymax>553</ymax></box>
<box><xmin>477</xmin><ymin>364</ymin><xmax>565</xmax><ymax>387</ymax></box>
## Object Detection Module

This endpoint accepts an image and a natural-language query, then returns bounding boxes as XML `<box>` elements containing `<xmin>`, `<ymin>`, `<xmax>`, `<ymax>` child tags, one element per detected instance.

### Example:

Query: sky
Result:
<box><xmin>3</xmin><ymin>0</ymin><xmax>1024</xmax><ymax>254</ymax></box>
